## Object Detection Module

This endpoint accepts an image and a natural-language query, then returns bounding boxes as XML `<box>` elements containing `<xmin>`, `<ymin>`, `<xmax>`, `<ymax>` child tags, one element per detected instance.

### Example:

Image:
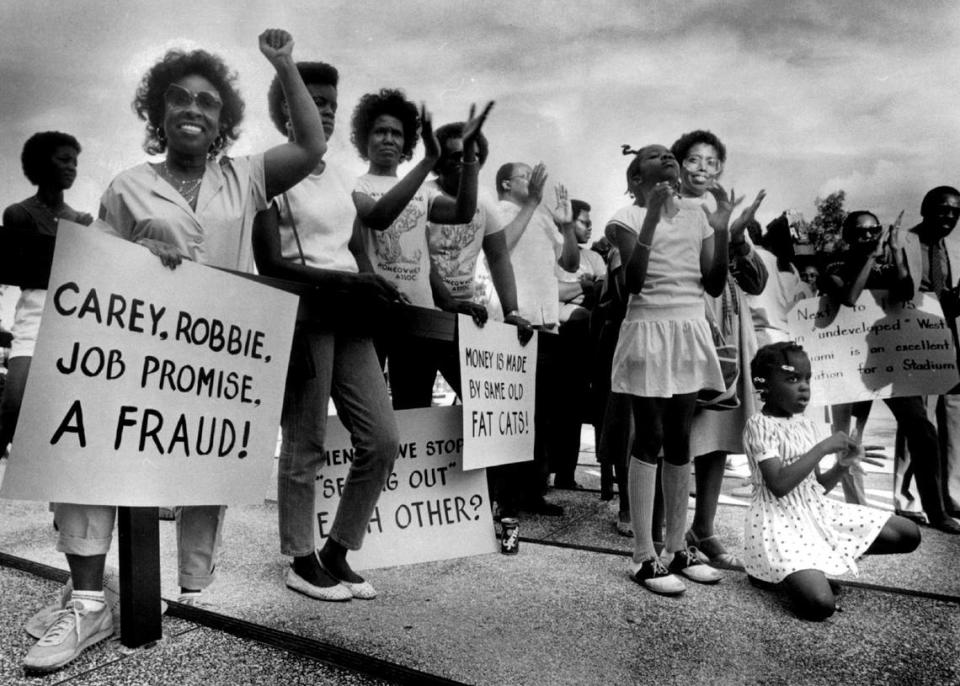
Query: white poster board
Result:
<box><xmin>0</xmin><ymin>222</ymin><xmax>298</xmax><ymax>506</ymax></box>
<box><xmin>787</xmin><ymin>291</ymin><xmax>959</xmax><ymax>404</ymax></box>
<box><xmin>457</xmin><ymin>315</ymin><xmax>537</xmax><ymax>470</ymax></box>
<box><xmin>314</xmin><ymin>406</ymin><xmax>497</xmax><ymax>570</ymax></box>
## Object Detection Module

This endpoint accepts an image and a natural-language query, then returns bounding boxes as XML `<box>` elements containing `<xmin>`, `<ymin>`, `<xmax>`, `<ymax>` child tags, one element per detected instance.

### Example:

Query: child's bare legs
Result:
<box><xmin>782</xmin><ymin>569</ymin><xmax>837</xmax><ymax>621</ymax></box>
<box><xmin>865</xmin><ymin>514</ymin><xmax>921</xmax><ymax>555</ymax></box>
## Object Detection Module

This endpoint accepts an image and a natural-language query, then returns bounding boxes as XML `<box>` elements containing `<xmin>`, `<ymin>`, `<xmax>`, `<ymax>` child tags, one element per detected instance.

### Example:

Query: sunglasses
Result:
<box><xmin>164</xmin><ymin>84</ymin><xmax>223</xmax><ymax>114</ymax></box>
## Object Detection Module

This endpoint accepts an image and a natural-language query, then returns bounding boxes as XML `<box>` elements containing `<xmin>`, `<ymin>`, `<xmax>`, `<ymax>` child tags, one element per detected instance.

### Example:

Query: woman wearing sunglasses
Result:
<box><xmin>22</xmin><ymin>29</ymin><xmax>325</xmax><ymax>674</ymax></box>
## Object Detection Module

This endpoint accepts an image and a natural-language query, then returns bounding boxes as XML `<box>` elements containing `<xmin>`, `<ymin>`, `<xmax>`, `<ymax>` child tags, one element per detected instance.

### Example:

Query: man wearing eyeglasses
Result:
<box><xmin>490</xmin><ymin>161</ymin><xmax>580</xmax><ymax>517</ymax></box>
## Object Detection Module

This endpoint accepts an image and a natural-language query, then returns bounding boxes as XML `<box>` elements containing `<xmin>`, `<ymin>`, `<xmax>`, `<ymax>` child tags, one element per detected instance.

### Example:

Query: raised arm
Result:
<box><xmin>259</xmin><ymin>29</ymin><xmax>327</xmax><ymax>199</ymax></box>
<box><xmin>551</xmin><ymin>184</ymin><xmax>580</xmax><ymax>273</ymax></box>
<box><xmin>612</xmin><ymin>183</ymin><xmax>671</xmax><ymax>294</ymax></box>
<box><xmin>700</xmin><ymin>184</ymin><xmax>741</xmax><ymax>297</ymax></box>
<box><xmin>352</xmin><ymin>104</ymin><xmax>440</xmax><ymax>231</ymax></box>
<box><xmin>502</xmin><ymin>163</ymin><xmax>547</xmax><ymax>252</ymax></box>
<box><xmin>429</xmin><ymin>102</ymin><xmax>493</xmax><ymax>225</ymax></box>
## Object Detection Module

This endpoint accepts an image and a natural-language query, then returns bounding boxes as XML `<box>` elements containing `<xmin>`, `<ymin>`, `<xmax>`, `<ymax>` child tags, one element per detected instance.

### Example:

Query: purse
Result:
<box><xmin>698</xmin><ymin>277</ymin><xmax>741</xmax><ymax>411</ymax></box>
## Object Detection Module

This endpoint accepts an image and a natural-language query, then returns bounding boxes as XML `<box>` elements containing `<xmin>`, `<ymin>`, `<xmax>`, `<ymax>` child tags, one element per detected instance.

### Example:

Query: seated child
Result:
<box><xmin>742</xmin><ymin>341</ymin><xmax>920</xmax><ymax>620</ymax></box>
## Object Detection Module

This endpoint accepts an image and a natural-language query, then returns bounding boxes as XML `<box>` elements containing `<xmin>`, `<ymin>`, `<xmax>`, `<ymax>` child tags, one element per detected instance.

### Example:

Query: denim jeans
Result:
<box><xmin>54</xmin><ymin>503</ymin><xmax>225</xmax><ymax>590</ymax></box>
<box><xmin>278</xmin><ymin>330</ymin><xmax>398</xmax><ymax>555</ymax></box>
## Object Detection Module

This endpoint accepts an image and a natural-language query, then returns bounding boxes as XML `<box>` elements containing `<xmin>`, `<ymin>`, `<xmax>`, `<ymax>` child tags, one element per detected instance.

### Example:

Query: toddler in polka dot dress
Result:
<box><xmin>742</xmin><ymin>341</ymin><xmax>920</xmax><ymax>620</ymax></box>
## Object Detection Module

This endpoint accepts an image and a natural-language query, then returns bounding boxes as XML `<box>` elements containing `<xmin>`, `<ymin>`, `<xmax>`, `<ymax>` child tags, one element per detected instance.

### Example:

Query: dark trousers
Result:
<box><xmin>886</xmin><ymin>395</ymin><xmax>947</xmax><ymax>521</ymax></box>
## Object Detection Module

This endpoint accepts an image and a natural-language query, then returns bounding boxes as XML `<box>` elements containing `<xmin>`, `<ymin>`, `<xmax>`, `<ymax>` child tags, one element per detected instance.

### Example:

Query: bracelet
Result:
<box><xmin>505</xmin><ymin>309</ymin><xmax>520</xmax><ymax>318</ymax></box>
<box><xmin>637</xmin><ymin>241</ymin><xmax>651</xmax><ymax>250</ymax></box>
<box><xmin>462</xmin><ymin>158</ymin><xmax>479</xmax><ymax>166</ymax></box>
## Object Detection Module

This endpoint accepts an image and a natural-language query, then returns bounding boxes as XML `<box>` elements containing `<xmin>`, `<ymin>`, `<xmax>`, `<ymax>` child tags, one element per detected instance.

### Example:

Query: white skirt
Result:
<box><xmin>611</xmin><ymin>303</ymin><xmax>725</xmax><ymax>398</ymax></box>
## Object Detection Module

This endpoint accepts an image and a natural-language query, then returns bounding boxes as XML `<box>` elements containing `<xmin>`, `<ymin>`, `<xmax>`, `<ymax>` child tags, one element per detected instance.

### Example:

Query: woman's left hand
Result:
<box><xmin>420</xmin><ymin>104</ymin><xmax>441</xmax><ymax>163</ymax></box>
<box><xmin>259</xmin><ymin>29</ymin><xmax>294</xmax><ymax>66</ymax></box>
<box><xmin>729</xmin><ymin>189</ymin><xmax>766</xmax><ymax>243</ymax></box>
<box><xmin>886</xmin><ymin>210</ymin><xmax>905</xmax><ymax>253</ymax></box>
<box><xmin>702</xmin><ymin>183</ymin><xmax>744</xmax><ymax>232</ymax></box>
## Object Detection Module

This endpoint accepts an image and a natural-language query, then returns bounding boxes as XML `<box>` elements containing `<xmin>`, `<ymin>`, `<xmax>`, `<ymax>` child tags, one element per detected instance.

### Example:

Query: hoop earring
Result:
<box><xmin>208</xmin><ymin>134</ymin><xmax>224</xmax><ymax>157</ymax></box>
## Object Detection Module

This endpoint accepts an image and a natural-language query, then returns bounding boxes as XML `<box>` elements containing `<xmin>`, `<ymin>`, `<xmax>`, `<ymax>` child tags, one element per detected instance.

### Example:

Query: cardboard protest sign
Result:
<box><xmin>457</xmin><ymin>315</ymin><xmax>537</xmax><ymax>470</ymax></box>
<box><xmin>787</xmin><ymin>291</ymin><xmax>959</xmax><ymax>404</ymax></box>
<box><xmin>0</xmin><ymin>222</ymin><xmax>298</xmax><ymax>506</ymax></box>
<box><xmin>314</xmin><ymin>406</ymin><xmax>497</xmax><ymax>570</ymax></box>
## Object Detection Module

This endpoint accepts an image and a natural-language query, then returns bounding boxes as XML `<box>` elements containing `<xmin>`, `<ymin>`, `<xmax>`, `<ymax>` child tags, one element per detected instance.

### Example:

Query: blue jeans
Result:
<box><xmin>278</xmin><ymin>330</ymin><xmax>398</xmax><ymax>554</ymax></box>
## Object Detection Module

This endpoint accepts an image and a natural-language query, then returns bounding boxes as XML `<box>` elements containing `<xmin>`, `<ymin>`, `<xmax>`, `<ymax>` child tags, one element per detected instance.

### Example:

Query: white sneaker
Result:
<box><xmin>23</xmin><ymin>600</ymin><xmax>113</xmax><ymax>673</ymax></box>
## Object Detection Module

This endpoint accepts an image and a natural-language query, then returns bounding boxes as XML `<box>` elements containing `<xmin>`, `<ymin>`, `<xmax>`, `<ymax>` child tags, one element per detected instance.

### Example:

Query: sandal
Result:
<box><xmin>685</xmin><ymin>530</ymin><xmax>743</xmax><ymax>570</ymax></box>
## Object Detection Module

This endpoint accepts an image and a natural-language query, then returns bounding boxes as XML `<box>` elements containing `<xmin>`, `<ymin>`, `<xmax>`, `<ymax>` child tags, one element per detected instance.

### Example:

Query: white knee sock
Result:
<box><xmin>628</xmin><ymin>457</ymin><xmax>658</xmax><ymax>563</ymax></box>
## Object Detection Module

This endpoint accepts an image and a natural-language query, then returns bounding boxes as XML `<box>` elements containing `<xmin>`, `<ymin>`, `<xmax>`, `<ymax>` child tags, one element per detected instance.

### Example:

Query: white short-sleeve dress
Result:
<box><xmin>742</xmin><ymin>412</ymin><xmax>890</xmax><ymax>583</ymax></box>
<box><xmin>608</xmin><ymin>203</ymin><xmax>725</xmax><ymax>398</ymax></box>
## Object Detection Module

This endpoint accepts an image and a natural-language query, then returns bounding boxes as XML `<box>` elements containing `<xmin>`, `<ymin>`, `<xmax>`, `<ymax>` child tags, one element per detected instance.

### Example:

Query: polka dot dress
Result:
<box><xmin>742</xmin><ymin>413</ymin><xmax>889</xmax><ymax>583</ymax></box>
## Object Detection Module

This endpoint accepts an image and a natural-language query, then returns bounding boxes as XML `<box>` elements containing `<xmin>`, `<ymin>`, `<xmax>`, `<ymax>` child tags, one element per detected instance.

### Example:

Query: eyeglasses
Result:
<box><xmin>681</xmin><ymin>155</ymin><xmax>721</xmax><ymax>173</ymax></box>
<box><xmin>509</xmin><ymin>174</ymin><xmax>530</xmax><ymax>181</ymax></box>
<box><xmin>164</xmin><ymin>84</ymin><xmax>223</xmax><ymax>114</ymax></box>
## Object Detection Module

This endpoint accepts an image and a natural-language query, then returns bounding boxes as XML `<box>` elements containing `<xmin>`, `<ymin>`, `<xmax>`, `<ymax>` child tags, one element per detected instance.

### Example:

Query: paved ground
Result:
<box><xmin>1</xmin><ymin>403</ymin><xmax>958</xmax><ymax>685</ymax></box>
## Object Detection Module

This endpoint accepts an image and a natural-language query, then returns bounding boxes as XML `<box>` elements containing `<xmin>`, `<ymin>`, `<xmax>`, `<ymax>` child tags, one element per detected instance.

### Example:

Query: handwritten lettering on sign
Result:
<box><xmin>787</xmin><ymin>291</ymin><xmax>959</xmax><ymax>404</ymax></box>
<box><xmin>0</xmin><ymin>222</ymin><xmax>297</xmax><ymax>506</ymax></box>
<box><xmin>457</xmin><ymin>315</ymin><xmax>537</xmax><ymax>470</ymax></box>
<box><xmin>313</xmin><ymin>406</ymin><xmax>497</xmax><ymax>570</ymax></box>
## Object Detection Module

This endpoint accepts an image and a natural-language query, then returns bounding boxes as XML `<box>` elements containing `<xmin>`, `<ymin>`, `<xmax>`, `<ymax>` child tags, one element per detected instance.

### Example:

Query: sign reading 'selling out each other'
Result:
<box><xmin>786</xmin><ymin>291</ymin><xmax>959</xmax><ymax>404</ymax></box>
<box><xmin>0</xmin><ymin>222</ymin><xmax>298</xmax><ymax>506</ymax></box>
<box><xmin>313</xmin><ymin>406</ymin><xmax>497</xmax><ymax>570</ymax></box>
<box><xmin>457</xmin><ymin>315</ymin><xmax>537</xmax><ymax>471</ymax></box>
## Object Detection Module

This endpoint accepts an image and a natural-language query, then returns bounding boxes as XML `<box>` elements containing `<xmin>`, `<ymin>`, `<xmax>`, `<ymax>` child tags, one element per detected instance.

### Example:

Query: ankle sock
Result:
<box><xmin>71</xmin><ymin>590</ymin><xmax>106</xmax><ymax>612</ymax></box>
<box><xmin>627</xmin><ymin>457</ymin><xmax>658</xmax><ymax>563</ymax></box>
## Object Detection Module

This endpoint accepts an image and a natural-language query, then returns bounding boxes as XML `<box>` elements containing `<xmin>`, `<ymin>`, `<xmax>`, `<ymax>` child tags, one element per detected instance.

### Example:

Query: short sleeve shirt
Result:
<box><xmin>355</xmin><ymin>173</ymin><xmax>438</xmax><ymax>307</ymax></box>
<box><xmin>426</xmin><ymin>183</ymin><xmax>502</xmax><ymax>301</ymax></box>
<box><xmin>98</xmin><ymin>154</ymin><xmax>268</xmax><ymax>272</ymax></box>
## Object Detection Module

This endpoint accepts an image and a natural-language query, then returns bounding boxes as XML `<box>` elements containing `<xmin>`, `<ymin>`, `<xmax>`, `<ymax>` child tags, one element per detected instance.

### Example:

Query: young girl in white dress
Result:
<box><xmin>607</xmin><ymin>144</ymin><xmax>736</xmax><ymax>595</ymax></box>
<box><xmin>744</xmin><ymin>342</ymin><xmax>920</xmax><ymax>620</ymax></box>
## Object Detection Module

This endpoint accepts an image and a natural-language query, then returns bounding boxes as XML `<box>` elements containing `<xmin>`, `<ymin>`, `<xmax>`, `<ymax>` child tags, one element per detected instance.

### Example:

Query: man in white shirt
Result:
<box><xmin>492</xmin><ymin>161</ymin><xmax>579</xmax><ymax>516</ymax></box>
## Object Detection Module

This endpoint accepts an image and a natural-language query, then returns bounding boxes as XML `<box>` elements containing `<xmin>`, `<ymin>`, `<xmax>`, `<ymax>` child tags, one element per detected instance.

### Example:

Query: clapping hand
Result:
<box><xmin>527</xmin><ymin>162</ymin><xmax>548</xmax><ymax>205</ymax></box>
<box><xmin>259</xmin><ymin>29</ymin><xmax>294</xmax><ymax>66</ymax></box>
<box><xmin>702</xmin><ymin>183</ymin><xmax>744</xmax><ymax>232</ymax></box>
<box><xmin>461</xmin><ymin>101</ymin><xmax>494</xmax><ymax>149</ymax></box>
<box><xmin>420</xmin><ymin>104</ymin><xmax>441</xmax><ymax>162</ymax></box>
<box><xmin>885</xmin><ymin>210</ymin><xmax>905</xmax><ymax>254</ymax></box>
<box><xmin>730</xmin><ymin>190</ymin><xmax>767</xmax><ymax>243</ymax></box>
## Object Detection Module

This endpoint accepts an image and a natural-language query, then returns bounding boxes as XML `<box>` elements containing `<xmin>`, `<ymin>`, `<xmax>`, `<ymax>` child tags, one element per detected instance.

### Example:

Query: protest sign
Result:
<box><xmin>314</xmin><ymin>406</ymin><xmax>497</xmax><ymax>570</ymax></box>
<box><xmin>0</xmin><ymin>222</ymin><xmax>298</xmax><ymax>506</ymax></box>
<box><xmin>457</xmin><ymin>315</ymin><xmax>537</xmax><ymax>470</ymax></box>
<box><xmin>787</xmin><ymin>291</ymin><xmax>959</xmax><ymax>404</ymax></box>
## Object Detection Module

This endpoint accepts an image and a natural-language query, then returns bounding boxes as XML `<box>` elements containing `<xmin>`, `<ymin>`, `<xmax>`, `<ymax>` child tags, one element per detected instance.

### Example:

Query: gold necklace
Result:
<box><xmin>161</xmin><ymin>161</ymin><xmax>203</xmax><ymax>206</ymax></box>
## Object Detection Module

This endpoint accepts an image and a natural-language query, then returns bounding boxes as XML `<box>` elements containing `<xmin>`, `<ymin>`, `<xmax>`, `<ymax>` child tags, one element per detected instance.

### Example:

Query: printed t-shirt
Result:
<box><xmin>426</xmin><ymin>183</ymin><xmax>502</xmax><ymax>301</ymax></box>
<box><xmin>355</xmin><ymin>173</ymin><xmax>438</xmax><ymax>307</ymax></box>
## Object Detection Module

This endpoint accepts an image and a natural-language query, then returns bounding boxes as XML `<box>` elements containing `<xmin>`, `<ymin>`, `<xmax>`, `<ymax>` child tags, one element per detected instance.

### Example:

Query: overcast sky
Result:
<box><xmin>1</xmin><ymin>0</ymin><xmax>958</xmax><ymax>254</ymax></box>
